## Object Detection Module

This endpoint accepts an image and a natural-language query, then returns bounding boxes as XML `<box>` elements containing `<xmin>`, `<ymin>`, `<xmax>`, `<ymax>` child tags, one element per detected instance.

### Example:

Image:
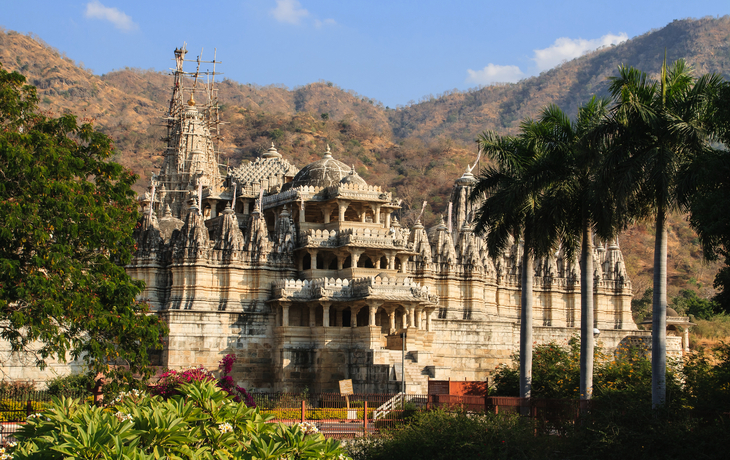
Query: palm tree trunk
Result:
<box><xmin>652</xmin><ymin>207</ymin><xmax>668</xmax><ymax>408</ymax></box>
<box><xmin>579</xmin><ymin>217</ymin><xmax>594</xmax><ymax>402</ymax></box>
<box><xmin>520</xmin><ymin>238</ymin><xmax>534</xmax><ymax>408</ymax></box>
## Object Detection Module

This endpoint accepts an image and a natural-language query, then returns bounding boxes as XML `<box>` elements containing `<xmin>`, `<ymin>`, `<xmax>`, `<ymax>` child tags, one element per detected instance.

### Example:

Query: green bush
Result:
<box><xmin>350</xmin><ymin>409</ymin><xmax>557</xmax><ymax>460</ymax></box>
<box><xmin>492</xmin><ymin>338</ymin><xmax>684</xmax><ymax>403</ymax></box>
<box><xmin>45</xmin><ymin>372</ymin><xmax>94</xmax><ymax>396</ymax></box>
<box><xmin>10</xmin><ymin>380</ymin><xmax>350</xmax><ymax>460</ymax></box>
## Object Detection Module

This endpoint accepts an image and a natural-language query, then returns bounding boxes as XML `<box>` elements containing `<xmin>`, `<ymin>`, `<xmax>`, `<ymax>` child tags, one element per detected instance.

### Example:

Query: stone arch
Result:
<box><xmin>302</xmin><ymin>253</ymin><xmax>312</xmax><ymax>270</ymax></box>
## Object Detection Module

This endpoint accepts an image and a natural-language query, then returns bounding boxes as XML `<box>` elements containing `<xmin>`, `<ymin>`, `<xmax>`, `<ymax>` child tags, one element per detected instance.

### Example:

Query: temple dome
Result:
<box><xmin>340</xmin><ymin>167</ymin><xmax>368</xmax><ymax>187</ymax></box>
<box><xmin>282</xmin><ymin>145</ymin><xmax>350</xmax><ymax>190</ymax></box>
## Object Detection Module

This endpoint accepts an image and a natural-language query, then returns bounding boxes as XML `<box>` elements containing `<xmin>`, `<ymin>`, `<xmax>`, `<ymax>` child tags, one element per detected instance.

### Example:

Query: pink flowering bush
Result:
<box><xmin>151</xmin><ymin>354</ymin><xmax>255</xmax><ymax>407</ymax></box>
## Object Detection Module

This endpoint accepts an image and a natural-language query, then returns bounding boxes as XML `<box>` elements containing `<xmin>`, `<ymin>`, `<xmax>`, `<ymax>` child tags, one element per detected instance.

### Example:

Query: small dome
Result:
<box><xmin>340</xmin><ymin>166</ymin><xmax>367</xmax><ymax>187</ymax></box>
<box><xmin>667</xmin><ymin>307</ymin><xmax>679</xmax><ymax>317</ymax></box>
<box><xmin>262</xmin><ymin>143</ymin><xmax>282</xmax><ymax>159</ymax></box>
<box><xmin>283</xmin><ymin>145</ymin><xmax>351</xmax><ymax>190</ymax></box>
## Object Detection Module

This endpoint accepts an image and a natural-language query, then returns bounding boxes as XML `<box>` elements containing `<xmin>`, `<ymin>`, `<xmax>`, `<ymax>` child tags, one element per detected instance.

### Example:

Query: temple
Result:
<box><xmin>122</xmin><ymin>48</ymin><xmax>658</xmax><ymax>394</ymax></box>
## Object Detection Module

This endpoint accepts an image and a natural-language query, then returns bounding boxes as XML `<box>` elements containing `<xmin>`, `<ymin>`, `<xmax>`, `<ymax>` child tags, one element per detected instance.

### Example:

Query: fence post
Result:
<box><xmin>363</xmin><ymin>401</ymin><xmax>368</xmax><ymax>437</ymax></box>
<box><xmin>301</xmin><ymin>400</ymin><xmax>305</xmax><ymax>423</ymax></box>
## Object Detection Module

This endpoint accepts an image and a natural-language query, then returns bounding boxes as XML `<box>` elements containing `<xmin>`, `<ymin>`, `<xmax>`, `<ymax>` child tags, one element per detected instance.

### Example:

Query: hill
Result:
<box><xmin>389</xmin><ymin>16</ymin><xmax>730</xmax><ymax>143</ymax></box>
<box><xmin>1</xmin><ymin>17</ymin><xmax>729</xmax><ymax>300</ymax></box>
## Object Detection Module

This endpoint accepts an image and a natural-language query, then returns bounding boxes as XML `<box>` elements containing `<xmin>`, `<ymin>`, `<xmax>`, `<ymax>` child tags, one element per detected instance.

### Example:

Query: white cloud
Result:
<box><xmin>314</xmin><ymin>18</ymin><xmax>337</xmax><ymax>28</ymax></box>
<box><xmin>466</xmin><ymin>64</ymin><xmax>525</xmax><ymax>85</ymax></box>
<box><xmin>84</xmin><ymin>1</ymin><xmax>137</xmax><ymax>32</ymax></box>
<box><xmin>271</xmin><ymin>0</ymin><xmax>310</xmax><ymax>25</ymax></box>
<box><xmin>532</xmin><ymin>33</ymin><xmax>628</xmax><ymax>72</ymax></box>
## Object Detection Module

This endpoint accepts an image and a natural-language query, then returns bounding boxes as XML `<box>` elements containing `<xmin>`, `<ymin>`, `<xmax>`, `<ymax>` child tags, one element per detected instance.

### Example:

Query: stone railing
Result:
<box><xmin>299</xmin><ymin>229</ymin><xmax>339</xmax><ymax>247</ymax></box>
<box><xmin>298</xmin><ymin>227</ymin><xmax>406</xmax><ymax>249</ymax></box>
<box><xmin>272</xmin><ymin>276</ymin><xmax>439</xmax><ymax>303</ymax></box>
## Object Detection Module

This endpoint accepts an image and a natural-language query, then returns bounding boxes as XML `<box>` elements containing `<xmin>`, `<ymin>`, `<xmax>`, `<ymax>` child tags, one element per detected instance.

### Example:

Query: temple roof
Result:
<box><xmin>282</xmin><ymin>145</ymin><xmax>351</xmax><ymax>191</ymax></box>
<box><xmin>229</xmin><ymin>144</ymin><xmax>299</xmax><ymax>189</ymax></box>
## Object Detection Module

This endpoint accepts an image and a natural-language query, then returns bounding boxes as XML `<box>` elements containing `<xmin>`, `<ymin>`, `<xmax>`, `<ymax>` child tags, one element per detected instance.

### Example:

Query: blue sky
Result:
<box><xmin>2</xmin><ymin>1</ymin><xmax>728</xmax><ymax>107</ymax></box>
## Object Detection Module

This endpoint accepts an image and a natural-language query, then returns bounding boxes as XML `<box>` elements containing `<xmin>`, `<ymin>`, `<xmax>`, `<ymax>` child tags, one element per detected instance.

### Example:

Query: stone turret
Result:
<box><xmin>173</xmin><ymin>204</ymin><xmax>210</xmax><ymax>261</ymax></box>
<box><xmin>409</xmin><ymin>220</ymin><xmax>432</xmax><ymax>267</ymax></box>
<box><xmin>215</xmin><ymin>203</ymin><xmax>245</xmax><ymax>255</ymax></box>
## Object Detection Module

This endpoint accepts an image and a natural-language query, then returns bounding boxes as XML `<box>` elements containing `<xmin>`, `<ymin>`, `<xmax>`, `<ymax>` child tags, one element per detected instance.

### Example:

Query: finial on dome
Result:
<box><xmin>263</xmin><ymin>143</ymin><xmax>281</xmax><ymax>159</ymax></box>
<box><xmin>323</xmin><ymin>144</ymin><xmax>333</xmax><ymax>158</ymax></box>
<box><xmin>187</xmin><ymin>93</ymin><xmax>196</xmax><ymax>106</ymax></box>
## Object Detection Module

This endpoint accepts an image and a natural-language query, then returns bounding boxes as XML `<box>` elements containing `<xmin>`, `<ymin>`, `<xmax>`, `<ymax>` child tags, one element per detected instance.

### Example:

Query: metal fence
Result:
<box><xmin>0</xmin><ymin>389</ymin><xmax>594</xmax><ymax>443</ymax></box>
<box><xmin>250</xmin><ymin>392</ymin><xmax>429</xmax><ymax>438</ymax></box>
<box><xmin>0</xmin><ymin>389</ymin><xmax>90</xmax><ymax>444</ymax></box>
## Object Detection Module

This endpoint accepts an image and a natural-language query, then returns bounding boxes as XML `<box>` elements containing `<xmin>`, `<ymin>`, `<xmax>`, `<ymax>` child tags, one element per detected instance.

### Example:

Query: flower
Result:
<box><xmin>297</xmin><ymin>421</ymin><xmax>319</xmax><ymax>435</ymax></box>
<box><xmin>218</xmin><ymin>422</ymin><xmax>234</xmax><ymax>433</ymax></box>
<box><xmin>114</xmin><ymin>411</ymin><xmax>134</xmax><ymax>423</ymax></box>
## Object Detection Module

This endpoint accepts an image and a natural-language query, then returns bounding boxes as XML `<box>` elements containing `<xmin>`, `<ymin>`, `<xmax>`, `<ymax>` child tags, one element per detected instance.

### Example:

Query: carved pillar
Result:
<box><xmin>415</xmin><ymin>308</ymin><xmax>422</xmax><ymax>329</ymax></box>
<box><xmin>408</xmin><ymin>306</ymin><xmax>416</xmax><ymax>328</ymax></box>
<box><xmin>299</xmin><ymin>201</ymin><xmax>306</xmax><ymax>223</ymax></box>
<box><xmin>367</xmin><ymin>301</ymin><xmax>382</xmax><ymax>327</ymax></box>
<box><xmin>385</xmin><ymin>211</ymin><xmax>391</xmax><ymax>229</ymax></box>
<box><xmin>683</xmin><ymin>328</ymin><xmax>690</xmax><ymax>354</ymax></box>
<box><xmin>401</xmin><ymin>309</ymin><xmax>408</xmax><ymax>330</ymax></box>
<box><xmin>322</xmin><ymin>204</ymin><xmax>333</xmax><ymax>224</ymax></box>
<box><xmin>281</xmin><ymin>302</ymin><xmax>290</xmax><ymax>327</ymax></box>
<box><xmin>276</xmin><ymin>306</ymin><xmax>282</xmax><ymax>327</ymax></box>
<box><xmin>350</xmin><ymin>249</ymin><xmax>364</xmax><ymax>268</ymax></box>
<box><xmin>351</xmin><ymin>306</ymin><xmax>361</xmax><ymax>328</ymax></box>
<box><xmin>338</xmin><ymin>200</ymin><xmax>351</xmax><ymax>221</ymax></box>
<box><xmin>337</xmin><ymin>255</ymin><xmax>344</xmax><ymax>270</ymax></box>
<box><xmin>209</xmin><ymin>199</ymin><xmax>218</xmax><ymax>218</ymax></box>
<box><xmin>388</xmin><ymin>255</ymin><xmax>396</xmax><ymax>270</ymax></box>
<box><xmin>321</xmin><ymin>302</ymin><xmax>331</xmax><ymax>328</ymax></box>
<box><xmin>372</xmin><ymin>204</ymin><xmax>382</xmax><ymax>224</ymax></box>
<box><xmin>307</xmin><ymin>249</ymin><xmax>319</xmax><ymax>270</ymax></box>
<box><xmin>426</xmin><ymin>308</ymin><xmax>433</xmax><ymax>332</ymax></box>
<box><xmin>389</xmin><ymin>310</ymin><xmax>396</xmax><ymax>334</ymax></box>
<box><xmin>309</xmin><ymin>305</ymin><xmax>316</xmax><ymax>327</ymax></box>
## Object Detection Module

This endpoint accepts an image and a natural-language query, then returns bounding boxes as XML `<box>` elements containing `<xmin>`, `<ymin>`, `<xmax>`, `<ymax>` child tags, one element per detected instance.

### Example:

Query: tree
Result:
<box><xmin>0</xmin><ymin>65</ymin><xmax>167</xmax><ymax>379</ymax></box>
<box><xmin>680</xmin><ymin>80</ymin><xmax>730</xmax><ymax>313</ymax></box>
<box><xmin>602</xmin><ymin>58</ymin><xmax>723</xmax><ymax>407</ymax></box>
<box><xmin>472</xmin><ymin>122</ymin><xmax>563</xmax><ymax>401</ymax></box>
<box><xmin>524</xmin><ymin>98</ymin><xmax>617</xmax><ymax>402</ymax></box>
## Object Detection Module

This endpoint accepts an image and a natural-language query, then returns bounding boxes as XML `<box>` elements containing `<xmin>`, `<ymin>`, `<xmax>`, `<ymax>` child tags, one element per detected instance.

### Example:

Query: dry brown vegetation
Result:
<box><xmin>2</xmin><ymin>16</ymin><xmax>730</xmax><ymax>301</ymax></box>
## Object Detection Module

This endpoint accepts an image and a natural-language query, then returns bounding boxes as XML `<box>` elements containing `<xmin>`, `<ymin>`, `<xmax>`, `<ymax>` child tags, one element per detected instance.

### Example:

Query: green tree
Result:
<box><xmin>0</xmin><ymin>65</ymin><xmax>166</xmax><ymax>379</ymax></box>
<box><xmin>602</xmin><ymin>58</ymin><xmax>723</xmax><ymax>407</ymax></box>
<box><xmin>680</xmin><ymin>80</ymin><xmax>730</xmax><ymax>313</ymax></box>
<box><xmin>524</xmin><ymin>98</ymin><xmax>618</xmax><ymax>402</ymax></box>
<box><xmin>472</xmin><ymin>122</ymin><xmax>563</xmax><ymax>401</ymax></box>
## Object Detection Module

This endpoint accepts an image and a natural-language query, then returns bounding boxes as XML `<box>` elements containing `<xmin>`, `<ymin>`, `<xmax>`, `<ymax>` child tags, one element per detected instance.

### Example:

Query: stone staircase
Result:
<box><xmin>373</xmin><ymin>328</ymin><xmax>436</xmax><ymax>394</ymax></box>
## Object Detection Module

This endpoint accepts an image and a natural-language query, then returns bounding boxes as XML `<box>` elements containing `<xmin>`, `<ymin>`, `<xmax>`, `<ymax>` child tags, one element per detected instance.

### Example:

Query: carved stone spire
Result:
<box><xmin>173</xmin><ymin>203</ymin><xmax>210</xmax><ymax>260</ymax></box>
<box><xmin>409</xmin><ymin>219</ymin><xmax>432</xmax><ymax>265</ymax></box>
<box><xmin>247</xmin><ymin>203</ymin><xmax>271</xmax><ymax>262</ymax></box>
<box><xmin>215</xmin><ymin>203</ymin><xmax>245</xmax><ymax>253</ymax></box>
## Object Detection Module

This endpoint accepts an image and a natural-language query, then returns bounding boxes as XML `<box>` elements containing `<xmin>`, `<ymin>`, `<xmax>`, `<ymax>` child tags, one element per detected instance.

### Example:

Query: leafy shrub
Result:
<box><xmin>10</xmin><ymin>380</ymin><xmax>349</xmax><ymax>460</ymax></box>
<box><xmin>351</xmin><ymin>409</ymin><xmax>556</xmax><ymax>460</ymax></box>
<box><xmin>45</xmin><ymin>372</ymin><xmax>94</xmax><ymax>396</ymax></box>
<box><xmin>492</xmin><ymin>338</ymin><xmax>683</xmax><ymax>403</ymax></box>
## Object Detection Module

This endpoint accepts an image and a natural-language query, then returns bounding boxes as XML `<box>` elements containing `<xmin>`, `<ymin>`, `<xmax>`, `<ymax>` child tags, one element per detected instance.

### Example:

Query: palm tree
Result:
<box><xmin>471</xmin><ymin>123</ymin><xmax>563</xmax><ymax>402</ymax></box>
<box><xmin>602</xmin><ymin>58</ymin><xmax>723</xmax><ymax>407</ymax></box>
<box><xmin>526</xmin><ymin>98</ymin><xmax>615</xmax><ymax>402</ymax></box>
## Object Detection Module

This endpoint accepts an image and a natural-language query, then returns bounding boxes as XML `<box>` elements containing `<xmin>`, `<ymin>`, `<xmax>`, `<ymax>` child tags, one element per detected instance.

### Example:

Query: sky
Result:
<box><xmin>2</xmin><ymin>1</ymin><xmax>728</xmax><ymax>108</ymax></box>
